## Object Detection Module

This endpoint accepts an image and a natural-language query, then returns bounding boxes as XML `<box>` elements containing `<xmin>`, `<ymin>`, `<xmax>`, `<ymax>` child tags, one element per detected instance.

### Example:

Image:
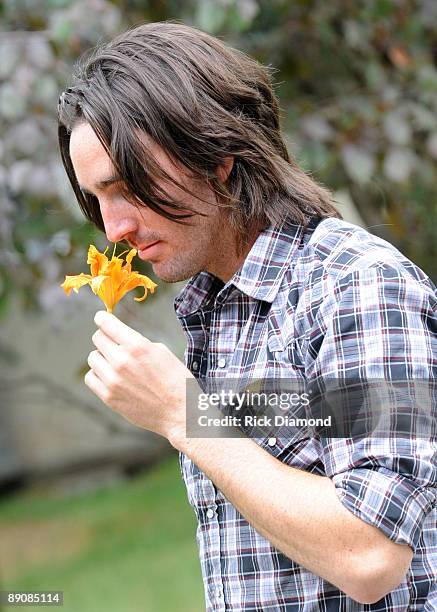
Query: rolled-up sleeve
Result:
<box><xmin>323</xmin><ymin>438</ymin><xmax>436</xmax><ymax>550</ymax></box>
<box><xmin>306</xmin><ymin>265</ymin><xmax>437</xmax><ymax>550</ymax></box>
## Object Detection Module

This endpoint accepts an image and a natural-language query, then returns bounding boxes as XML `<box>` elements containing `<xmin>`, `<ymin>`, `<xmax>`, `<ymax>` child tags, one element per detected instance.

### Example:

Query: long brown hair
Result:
<box><xmin>58</xmin><ymin>21</ymin><xmax>340</xmax><ymax>245</ymax></box>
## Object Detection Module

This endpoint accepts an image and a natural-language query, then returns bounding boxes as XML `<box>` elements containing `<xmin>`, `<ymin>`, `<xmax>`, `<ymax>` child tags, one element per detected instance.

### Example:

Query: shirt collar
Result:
<box><xmin>174</xmin><ymin>271</ymin><xmax>224</xmax><ymax>317</ymax></box>
<box><xmin>174</xmin><ymin>217</ymin><xmax>318</xmax><ymax>317</ymax></box>
<box><xmin>230</xmin><ymin>218</ymin><xmax>313</xmax><ymax>303</ymax></box>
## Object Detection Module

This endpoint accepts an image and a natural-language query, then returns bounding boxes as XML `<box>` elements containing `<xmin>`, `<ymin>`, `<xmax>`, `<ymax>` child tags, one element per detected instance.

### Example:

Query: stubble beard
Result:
<box><xmin>151</xmin><ymin>237</ymin><xmax>212</xmax><ymax>283</ymax></box>
<box><xmin>152</xmin><ymin>256</ymin><xmax>203</xmax><ymax>283</ymax></box>
<box><xmin>152</xmin><ymin>224</ymin><xmax>225</xmax><ymax>283</ymax></box>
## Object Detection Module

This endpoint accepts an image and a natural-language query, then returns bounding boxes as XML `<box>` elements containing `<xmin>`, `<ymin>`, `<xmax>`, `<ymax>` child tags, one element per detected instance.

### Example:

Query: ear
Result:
<box><xmin>216</xmin><ymin>156</ymin><xmax>234</xmax><ymax>183</ymax></box>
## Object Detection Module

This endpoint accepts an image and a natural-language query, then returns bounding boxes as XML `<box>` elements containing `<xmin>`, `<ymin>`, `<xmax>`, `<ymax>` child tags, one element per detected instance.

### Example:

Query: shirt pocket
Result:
<box><xmin>267</xmin><ymin>319</ymin><xmax>307</xmax><ymax>373</ymax></box>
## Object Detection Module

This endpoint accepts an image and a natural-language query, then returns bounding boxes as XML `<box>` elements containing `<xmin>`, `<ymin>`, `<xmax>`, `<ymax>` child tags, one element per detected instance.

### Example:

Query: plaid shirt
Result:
<box><xmin>174</xmin><ymin>216</ymin><xmax>437</xmax><ymax>611</ymax></box>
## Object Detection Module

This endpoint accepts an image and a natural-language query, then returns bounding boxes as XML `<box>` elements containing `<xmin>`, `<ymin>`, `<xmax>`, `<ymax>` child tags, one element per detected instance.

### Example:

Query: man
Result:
<box><xmin>58</xmin><ymin>22</ymin><xmax>436</xmax><ymax>610</ymax></box>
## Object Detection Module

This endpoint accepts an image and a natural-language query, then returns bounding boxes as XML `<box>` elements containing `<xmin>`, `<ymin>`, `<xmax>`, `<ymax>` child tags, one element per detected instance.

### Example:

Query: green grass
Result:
<box><xmin>0</xmin><ymin>454</ymin><xmax>204</xmax><ymax>612</ymax></box>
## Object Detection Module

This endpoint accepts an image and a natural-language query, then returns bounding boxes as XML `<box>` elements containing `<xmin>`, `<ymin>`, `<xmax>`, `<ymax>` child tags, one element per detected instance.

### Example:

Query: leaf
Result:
<box><xmin>33</xmin><ymin>75</ymin><xmax>58</xmax><ymax>107</ymax></box>
<box><xmin>341</xmin><ymin>144</ymin><xmax>375</xmax><ymax>185</ymax></box>
<box><xmin>195</xmin><ymin>0</ymin><xmax>226</xmax><ymax>33</ymax></box>
<box><xmin>4</xmin><ymin>119</ymin><xmax>45</xmax><ymax>157</ymax></box>
<box><xmin>418</xmin><ymin>65</ymin><xmax>437</xmax><ymax>92</ymax></box>
<box><xmin>426</xmin><ymin>132</ymin><xmax>437</xmax><ymax>159</ymax></box>
<box><xmin>301</xmin><ymin>114</ymin><xmax>334</xmax><ymax>142</ymax></box>
<box><xmin>408</xmin><ymin>102</ymin><xmax>436</xmax><ymax>131</ymax></box>
<box><xmin>236</xmin><ymin>0</ymin><xmax>258</xmax><ymax>24</ymax></box>
<box><xmin>371</xmin><ymin>0</ymin><xmax>395</xmax><ymax>18</ymax></box>
<box><xmin>383</xmin><ymin>148</ymin><xmax>416</xmax><ymax>183</ymax></box>
<box><xmin>0</xmin><ymin>39</ymin><xmax>20</xmax><ymax>79</ymax></box>
<box><xmin>0</xmin><ymin>271</ymin><xmax>12</xmax><ymax>320</ymax></box>
<box><xmin>299</xmin><ymin>142</ymin><xmax>329</xmax><ymax>173</ymax></box>
<box><xmin>25</xmin><ymin>36</ymin><xmax>54</xmax><ymax>70</ymax></box>
<box><xmin>9</xmin><ymin>160</ymin><xmax>33</xmax><ymax>193</ymax></box>
<box><xmin>0</xmin><ymin>84</ymin><xmax>26</xmax><ymax>120</ymax></box>
<box><xmin>383</xmin><ymin>110</ymin><xmax>411</xmax><ymax>146</ymax></box>
<box><xmin>343</xmin><ymin>20</ymin><xmax>367</xmax><ymax>50</ymax></box>
<box><xmin>49</xmin><ymin>14</ymin><xmax>74</xmax><ymax>42</ymax></box>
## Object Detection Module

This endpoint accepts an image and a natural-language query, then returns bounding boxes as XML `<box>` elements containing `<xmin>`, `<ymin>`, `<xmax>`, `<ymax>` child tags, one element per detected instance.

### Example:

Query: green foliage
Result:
<box><xmin>1</xmin><ymin>0</ymin><xmax>435</xmax><ymax>320</ymax></box>
<box><xmin>0</xmin><ymin>0</ymin><xmax>125</xmax><ymax>317</ymax></box>
<box><xmin>224</xmin><ymin>0</ymin><xmax>437</xmax><ymax>277</ymax></box>
<box><xmin>0</xmin><ymin>455</ymin><xmax>204</xmax><ymax>612</ymax></box>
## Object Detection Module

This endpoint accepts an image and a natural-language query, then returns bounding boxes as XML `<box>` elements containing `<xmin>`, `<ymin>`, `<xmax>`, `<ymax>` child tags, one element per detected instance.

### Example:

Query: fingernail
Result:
<box><xmin>94</xmin><ymin>311</ymin><xmax>105</xmax><ymax>325</ymax></box>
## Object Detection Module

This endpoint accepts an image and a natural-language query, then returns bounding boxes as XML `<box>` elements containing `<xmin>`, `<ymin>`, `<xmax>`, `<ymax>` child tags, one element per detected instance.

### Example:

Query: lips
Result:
<box><xmin>137</xmin><ymin>241</ymin><xmax>162</xmax><ymax>260</ymax></box>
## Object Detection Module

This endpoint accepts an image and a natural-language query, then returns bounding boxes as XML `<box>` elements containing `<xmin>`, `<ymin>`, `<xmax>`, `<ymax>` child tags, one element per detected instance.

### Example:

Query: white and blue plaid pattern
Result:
<box><xmin>174</xmin><ymin>217</ymin><xmax>437</xmax><ymax>611</ymax></box>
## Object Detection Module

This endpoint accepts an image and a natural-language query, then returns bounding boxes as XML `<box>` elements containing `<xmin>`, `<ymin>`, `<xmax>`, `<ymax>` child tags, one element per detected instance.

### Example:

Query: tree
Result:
<box><xmin>1</xmin><ymin>0</ymin><xmax>435</xmax><ymax>322</ymax></box>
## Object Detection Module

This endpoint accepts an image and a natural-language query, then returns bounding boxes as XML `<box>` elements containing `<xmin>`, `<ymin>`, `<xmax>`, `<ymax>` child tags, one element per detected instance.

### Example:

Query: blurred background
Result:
<box><xmin>1</xmin><ymin>1</ymin><xmax>436</xmax><ymax>610</ymax></box>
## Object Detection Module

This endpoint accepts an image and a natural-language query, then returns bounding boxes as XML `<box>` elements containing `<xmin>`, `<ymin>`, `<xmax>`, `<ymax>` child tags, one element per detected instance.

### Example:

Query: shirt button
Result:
<box><xmin>217</xmin><ymin>357</ymin><xmax>226</xmax><ymax>368</ymax></box>
<box><xmin>192</xmin><ymin>361</ymin><xmax>199</xmax><ymax>371</ymax></box>
<box><xmin>268</xmin><ymin>437</ymin><xmax>277</xmax><ymax>447</ymax></box>
<box><xmin>206</xmin><ymin>508</ymin><xmax>215</xmax><ymax>519</ymax></box>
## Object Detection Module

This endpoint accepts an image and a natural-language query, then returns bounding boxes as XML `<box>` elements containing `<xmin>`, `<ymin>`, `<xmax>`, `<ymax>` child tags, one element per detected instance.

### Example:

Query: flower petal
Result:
<box><xmin>60</xmin><ymin>273</ymin><xmax>92</xmax><ymax>295</ymax></box>
<box><xmin>106</xmin><ymin>257</ymin><xmax>125</xmax><ymax>286</ymax></box>
<box><xmin>89</xmin><ymin>275</ymin><xmax>109</xmax><ymax>295</ymax></box>
<box><xmin>124</xmin><ymin>248</ymin><xmax>137</xmax><ymax>271</ymax></box>
<box><xmin>61</xmin><ymin>243</ymin><xmax>156</xmax><ymax>313</ymax></box>
<box><xmin>87</xmin><ymin>245</ymin><xmax>109</xmax><ymax>276</ymax></box>
<box><xmin>90</xmin><ymin>275</ymin><xmax>117</xmax><ymax>312</ymax></box>
<box><xmin>117</xmin><ymin>272</ymin><xmax>157</xmax><ymax>303</ymax></box>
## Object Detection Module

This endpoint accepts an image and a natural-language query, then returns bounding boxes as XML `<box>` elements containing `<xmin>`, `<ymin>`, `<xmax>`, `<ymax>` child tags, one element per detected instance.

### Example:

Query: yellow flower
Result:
<box><xmin>61</xmin><ymin>244</ymin><xmax>157</xmax><ymax>313</ymax></box>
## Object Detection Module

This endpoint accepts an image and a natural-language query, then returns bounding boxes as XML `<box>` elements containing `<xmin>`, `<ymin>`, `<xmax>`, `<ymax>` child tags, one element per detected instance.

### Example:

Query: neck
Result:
<box><xmin>207</xmin><ymin>225</ymin><xmax>262</xmax><ymax>283</ymax></box>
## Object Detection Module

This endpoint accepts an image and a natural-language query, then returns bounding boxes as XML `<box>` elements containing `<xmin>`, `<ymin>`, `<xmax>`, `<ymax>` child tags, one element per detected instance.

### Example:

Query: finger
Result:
<box><xmin>94</xmin><ymin>311</ymin><xmax>150</xmax><ymax>348</ymax></box>
<box><xmin>84</xmin><ymin>368</ymin><xmax>109</xmax><ymax>404</ymax></box>
<box><xmin>92</xmin><ymin>329</ymin><xmax>122</xmax><ymax>365</ymax></box>
<box><xmin>87</xmin><ymin>349</ymin><xmax>115</xmax><ymax>387</ymax></box>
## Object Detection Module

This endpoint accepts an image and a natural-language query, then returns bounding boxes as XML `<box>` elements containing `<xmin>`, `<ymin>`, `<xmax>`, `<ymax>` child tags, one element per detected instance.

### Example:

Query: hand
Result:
<box><xmin>85</xmin><ymin>310</ymin><xmax>194</xmax><ymax>446</ymax></box>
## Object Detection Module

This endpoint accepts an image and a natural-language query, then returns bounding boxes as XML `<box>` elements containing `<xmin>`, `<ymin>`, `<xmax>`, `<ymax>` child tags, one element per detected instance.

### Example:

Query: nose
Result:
<box><xmin>99</xmin><ymin>198</ymin><xmax>139</xmax><ymax>244</ymax></box>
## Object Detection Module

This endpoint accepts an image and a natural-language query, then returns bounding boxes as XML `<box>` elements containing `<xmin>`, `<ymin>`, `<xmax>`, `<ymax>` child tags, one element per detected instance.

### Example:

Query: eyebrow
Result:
<box><xmin>79</xmin><ymin>174</ymin><xmax>123</xmax><ymax>195</ymax></box>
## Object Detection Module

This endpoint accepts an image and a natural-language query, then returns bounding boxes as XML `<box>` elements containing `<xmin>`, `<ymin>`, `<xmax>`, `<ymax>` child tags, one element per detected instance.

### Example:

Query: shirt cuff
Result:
<box><xmin>332</xmin><ymin>466</ymin><xmax>437</xmax><ymax>550</ymax></box>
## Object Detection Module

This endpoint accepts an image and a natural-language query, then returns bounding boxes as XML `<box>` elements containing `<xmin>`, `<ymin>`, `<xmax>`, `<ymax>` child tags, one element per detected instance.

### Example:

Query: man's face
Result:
<box><xmin>69</xmin><ymin>122</ymin><xmax>237</xmax><ymax>282</ymax></box>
